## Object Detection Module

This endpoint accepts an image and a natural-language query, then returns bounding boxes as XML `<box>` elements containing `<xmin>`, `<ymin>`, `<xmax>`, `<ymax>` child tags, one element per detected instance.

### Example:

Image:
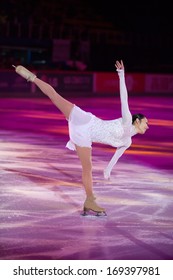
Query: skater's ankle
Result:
<box><xmin>86</xmin><ymin>194</ymin><xmax>95</xmax><ymax>199</ymax></box>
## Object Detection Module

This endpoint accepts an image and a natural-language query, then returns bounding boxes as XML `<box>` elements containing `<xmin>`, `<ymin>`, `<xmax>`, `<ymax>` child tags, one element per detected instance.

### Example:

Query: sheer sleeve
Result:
<box><xmin>103</xmin><ymin>146</ymin><xmax>128</xmax><ymax>179</ymax></box>
<box><xmin>117</xmin><ymin>69</ymin><xmax>132</xmax><ymax>125</ymax></box>
<box><xmin>103</xmin><ymin>70</ymin><xmax>132</xmax><ymax>180</ymax></box>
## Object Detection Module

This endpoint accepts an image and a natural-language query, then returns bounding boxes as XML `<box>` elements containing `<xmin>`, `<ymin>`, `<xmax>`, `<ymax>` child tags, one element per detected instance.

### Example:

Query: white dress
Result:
<box><xmin>66</xmin><ymin>70</ymin><xmax>137</xmax><ymax>179</ymax></box>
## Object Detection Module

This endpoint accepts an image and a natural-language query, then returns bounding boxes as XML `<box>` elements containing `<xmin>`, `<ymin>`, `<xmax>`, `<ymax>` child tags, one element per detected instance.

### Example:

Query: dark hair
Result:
<box><xmin>132</xmin><ymin>113</ymin><xmax>145</xmax><ymax>124</ymax></box>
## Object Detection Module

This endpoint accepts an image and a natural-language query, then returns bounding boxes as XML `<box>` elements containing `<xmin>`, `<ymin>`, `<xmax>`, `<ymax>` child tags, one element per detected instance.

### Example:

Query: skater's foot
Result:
<box><xmin>12</xmin><ymin>65</ymin><xmax>36</xmax><ymax>82</ymax></box>
<box><xmin>82</xmin><ymin>195</ymin><xmax>106</xmax><ymax>216</ymax></box>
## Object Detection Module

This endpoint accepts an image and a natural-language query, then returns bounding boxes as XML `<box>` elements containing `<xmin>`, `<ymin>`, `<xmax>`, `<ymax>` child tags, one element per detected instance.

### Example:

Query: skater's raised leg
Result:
<box><xmin>13</xmin><ymin>65</ymin><xmax>74</xmax><ymax>119</ymax></box>
<box><xmin>34</xmin><ymin>78</ymin><xmax>74</xmax><ymax>119</ymax></box>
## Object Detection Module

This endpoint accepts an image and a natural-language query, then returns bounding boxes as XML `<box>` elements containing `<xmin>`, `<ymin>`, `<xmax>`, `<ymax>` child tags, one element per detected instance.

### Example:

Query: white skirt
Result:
<box><xmin>66</xmin><ymin>105</ymin><xmax>94</xmax><ymax>151</ymax></box>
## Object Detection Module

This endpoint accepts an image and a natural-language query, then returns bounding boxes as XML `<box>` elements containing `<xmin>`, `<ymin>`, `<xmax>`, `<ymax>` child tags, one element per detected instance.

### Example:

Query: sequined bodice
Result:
<box><xmin>90</xmin><ymin>116</ymin><xmax>131</xmax><ymax>147</ymax></box>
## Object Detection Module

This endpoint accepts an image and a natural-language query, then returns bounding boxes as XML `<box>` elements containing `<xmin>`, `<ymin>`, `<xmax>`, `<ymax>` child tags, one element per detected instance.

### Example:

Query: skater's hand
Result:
<box><xmin>103</xmin><ymin>169</ymin><xmax>111</xmax><ymax>180</ymax></box>
<box><xmin>115</xmin><ymin>60</ymin><xmax>124</xmax><ymax>71</ymax></box>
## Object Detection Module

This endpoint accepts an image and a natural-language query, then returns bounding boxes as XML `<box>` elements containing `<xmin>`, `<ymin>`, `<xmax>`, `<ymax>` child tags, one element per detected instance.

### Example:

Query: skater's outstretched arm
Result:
<box><xmin>115</xmin><ymin>60</ymin><xmax>132</xmax><ymax>125</ymax></box>
<box><xmin>103</xmin><ymin>143</ymin><xmax>131</xmax><ymax>180</ymax></box>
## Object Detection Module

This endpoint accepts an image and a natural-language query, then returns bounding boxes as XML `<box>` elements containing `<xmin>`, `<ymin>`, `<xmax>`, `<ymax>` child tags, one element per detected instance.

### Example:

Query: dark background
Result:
<box><xmin>1</xmin><ymin>0</ymin><xmax>173</xmax><ymax>72</ymax></box>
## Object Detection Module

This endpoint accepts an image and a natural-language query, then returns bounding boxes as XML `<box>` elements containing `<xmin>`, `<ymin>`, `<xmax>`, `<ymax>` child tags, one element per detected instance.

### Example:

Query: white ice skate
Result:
<box><xmin>82</xmin><ymin>195</ymin><xmax>107</xmax><ymax>216</ymax></box>
<box><xmin>12</xmin><ymin>65</ymin><xmax>36</xmax><ymax>82</ymax></box>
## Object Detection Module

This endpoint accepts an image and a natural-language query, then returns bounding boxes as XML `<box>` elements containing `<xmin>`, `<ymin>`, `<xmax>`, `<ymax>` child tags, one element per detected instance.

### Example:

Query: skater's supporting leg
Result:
<box><xmin>75</xmin><ymin>146</ymin><xmax>93</xmax><ymax>197</ymax></box>
<box><xmin>34</xmin><ymin>78</ymin><xmax>74</xmax><ymax>119</ymax></box>
<box><xmin>75</xmin><ymin>145</ymin><xmax>105</xmax><ymax>213</ymax></box>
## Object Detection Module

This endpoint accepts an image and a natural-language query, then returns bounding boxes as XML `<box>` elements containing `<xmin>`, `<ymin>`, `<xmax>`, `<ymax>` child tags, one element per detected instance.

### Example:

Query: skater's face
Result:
<box><xmin>135</xmin><ymin>117</ymin><xmax>149</xmax><ymax>134</ymax></box>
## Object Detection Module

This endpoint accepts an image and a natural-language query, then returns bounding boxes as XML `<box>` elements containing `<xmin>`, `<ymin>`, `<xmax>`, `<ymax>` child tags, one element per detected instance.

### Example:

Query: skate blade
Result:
<box><xmin>81</xmin><ymin>209</ymin><xmax>107</xmax><ymax>217</ymax></box>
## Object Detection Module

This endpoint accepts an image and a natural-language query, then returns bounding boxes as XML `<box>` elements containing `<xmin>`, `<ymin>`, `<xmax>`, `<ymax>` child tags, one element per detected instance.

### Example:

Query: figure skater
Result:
<box><xmin>13</xmin><ymin>60</ymin><xmax>149</xmax><ymax>216</ymax></box>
